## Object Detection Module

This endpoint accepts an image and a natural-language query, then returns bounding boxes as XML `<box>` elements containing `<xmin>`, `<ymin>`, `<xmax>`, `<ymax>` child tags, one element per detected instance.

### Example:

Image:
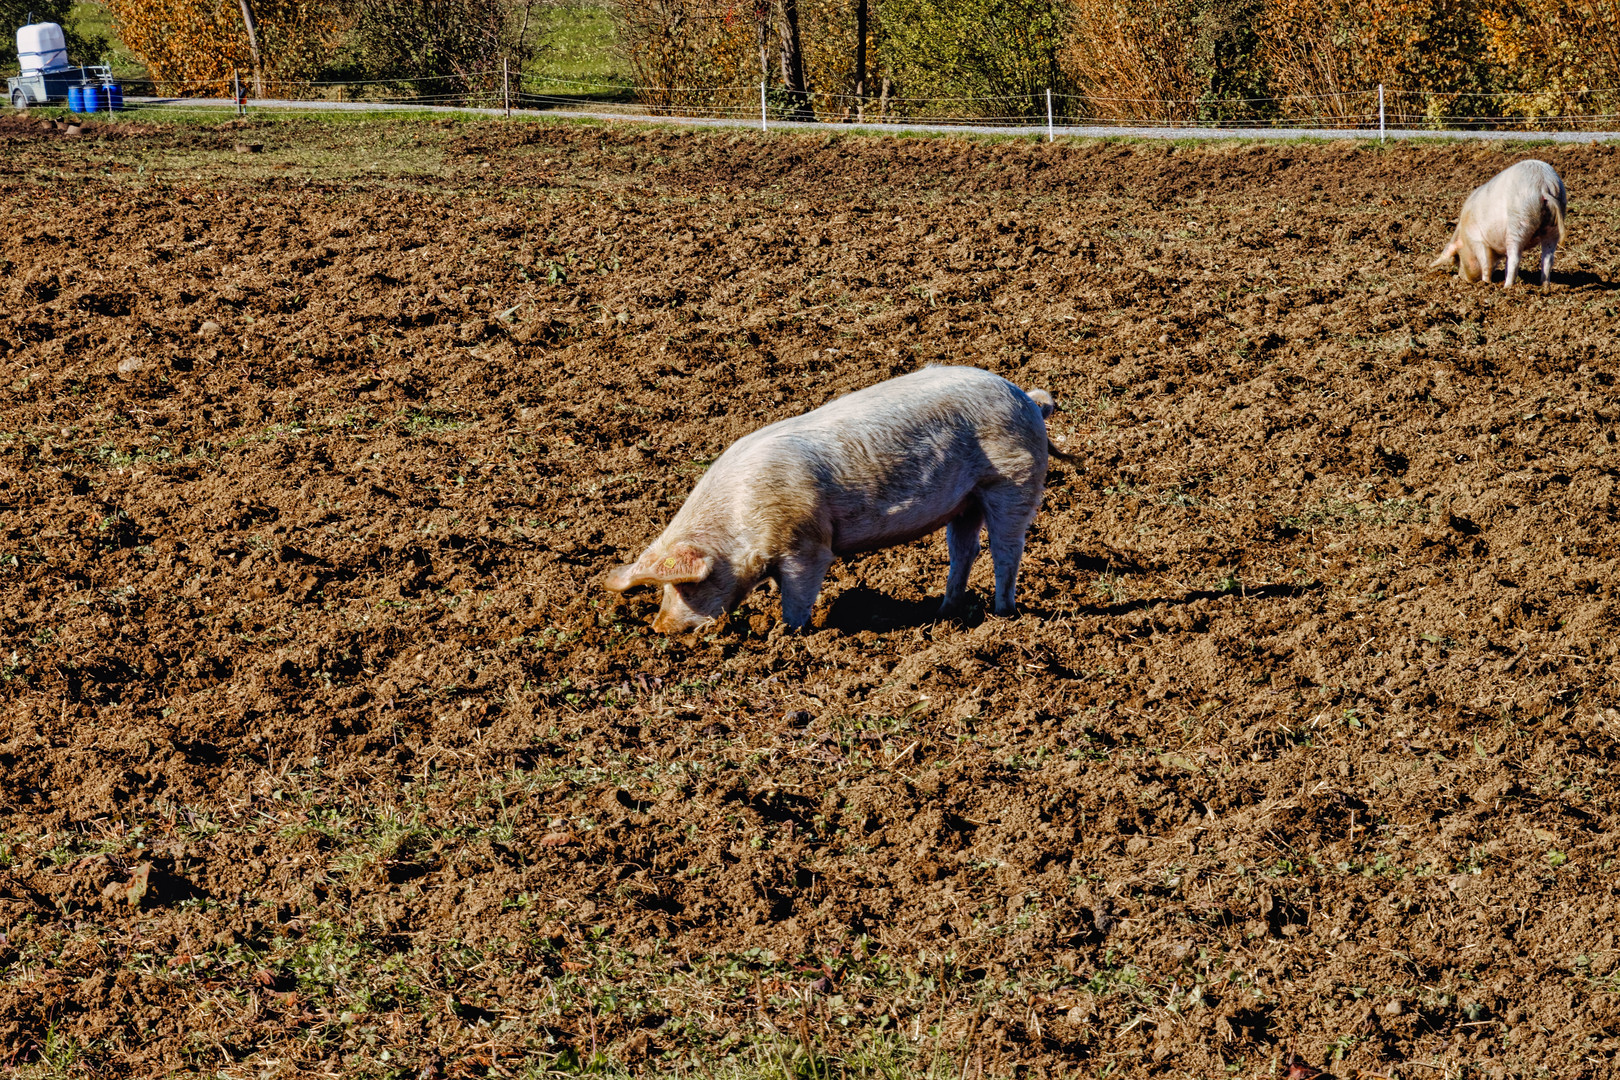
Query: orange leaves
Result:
<box><xmin>1482</xmin><ymin>0</ymin><xmax>1620</xmax><ymax>117</ymax></box>
<box><xmin>610</xmin><ymin>0</ymin><xmax>1620</xmax><ymax>123</ymax></box>
<box><xmin>107</xmin><ymin>0</ymin><xmax>336</xmax><ymax>95</ymax></box>
<box><xmin>1063</xmin><ymin>0</ymin><xmax>1209</xmax><ymax>123</ymax></box>
<box><xmin>610</xmin><ymin>0</ymin><xmax>760</xmax><ymax>114</ymax></box>
<box><xmin>109</xmin><ymin>0</ymin><xmax>245</xmax><ymax>94</ymax></box>
<box><xmin>1253</xmin><ymin>0</ymin><xmax>1496</xmax><ymax>121</ymax></box>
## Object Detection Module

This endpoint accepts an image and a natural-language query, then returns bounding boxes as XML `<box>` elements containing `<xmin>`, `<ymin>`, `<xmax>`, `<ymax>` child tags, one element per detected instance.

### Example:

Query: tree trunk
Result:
<box><xmin>755</xmin><ymin>0</ymin><xmax>770</xmax><ymax>81</ymax></box>
<box><xmin>774</xmin><ymin>0</ymin><xmax>813</xmax><ymax>121</ymax></box>
<box><xmin>854</xmin><ymin>0</ymin><xmax>867</xmax><ymax>121</ymax></box>
<box><xmin>238</xmin><ymin>0</ymin><xmax>264</xmax><ymax>97</ymax></box>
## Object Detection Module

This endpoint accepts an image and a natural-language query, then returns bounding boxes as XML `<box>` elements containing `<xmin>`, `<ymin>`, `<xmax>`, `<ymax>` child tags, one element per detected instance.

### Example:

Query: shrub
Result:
<box><xmin>105</xmin><ymin>0</ymin><xmax>336</xmax><ymax>95</ymax></box>
<box><xmin>1482</xmin><ymin>0</ymin><xmax>1620</xmax><ymax>123</ymax></box>
<box><xmin>338</xmin><ymin>0</ymin><xmax>546</xmax><ymax>100</ymax></box>
<box><xmin>1254</xmin><ymin>0</ymin><xmax>1495</xmax><ymax>124</ymax></box>
<box><xmin>875</xmin><ymin>0</ymin><xmax>1072</xmax><ymax>119</ymax></box>
<box><xmin>608</xmin><ymin>0</ymin><xmax>758</xmax><ymax>115</ymax></box>
<box><xmin>1062</xmin><ymin>0</ymin><xmax>1267</xmax><ymax>123</ymax></box>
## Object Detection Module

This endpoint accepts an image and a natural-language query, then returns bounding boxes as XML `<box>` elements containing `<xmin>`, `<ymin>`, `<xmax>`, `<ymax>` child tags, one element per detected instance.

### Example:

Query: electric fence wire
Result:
<box><xmin>116</xmin><ymin>70</ymin><xmax>1620</xmax><ymax>133</ymax></box>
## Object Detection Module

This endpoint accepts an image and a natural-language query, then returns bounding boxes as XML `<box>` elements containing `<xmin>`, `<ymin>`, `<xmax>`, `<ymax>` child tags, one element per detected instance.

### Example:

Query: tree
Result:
<box><xmin>853</xmin><ymin>0</ymin><xmax>866</xmax><ymax>99</ymax></box>
<box><xmin>239</xmin><ymin>0</ymin><xmax>264</xmax><ymax>95</ymax></box>
<box><xmin>609</xmin><ymin>0</ymin><xmax>758</xmax><ymax>115</ymax></box>
<box><xmin>609</xmin><ymin>0</ymin><xmax>880</xmax><ymax>122</ymax></box>
<box><xmin>790</xmin><ymin>0</ymin><xmax>885</xmax><ymax>119</ymax></box>
<box><xmin>773</xmin><ymin>0</ymin><xmax>813</xmax><ymax>118</ymax></box>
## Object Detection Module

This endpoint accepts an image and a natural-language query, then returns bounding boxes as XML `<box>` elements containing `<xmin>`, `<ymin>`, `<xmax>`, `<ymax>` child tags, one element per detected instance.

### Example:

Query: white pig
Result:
<box><xmin>1431</xmin><ymin>159</ymin><xmax>1566</xmax><ymax>289</ymax></box>
<box><xmin>604</xmin><ymin>365</ymin><xmax>1063</xmax><ymax>633</ymax></box>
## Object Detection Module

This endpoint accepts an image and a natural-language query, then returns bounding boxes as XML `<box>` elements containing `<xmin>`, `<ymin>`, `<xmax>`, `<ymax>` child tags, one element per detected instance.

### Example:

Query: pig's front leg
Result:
<box><xmin>941</xmin><ymin>502</ymin><xmax>985</xmax><ymax>613</ymax></box>
<box><xmin>776</xmin><ymin>544</ymin><xmax>835</xmax><ymax>630</ymax></box>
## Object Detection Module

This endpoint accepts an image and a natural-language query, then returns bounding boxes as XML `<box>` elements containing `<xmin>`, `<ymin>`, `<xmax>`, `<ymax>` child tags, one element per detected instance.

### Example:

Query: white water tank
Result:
<box><xmin>18</xmin><ymin>23</ymin><xmax>70</xmax><ymax>74</ymax></box>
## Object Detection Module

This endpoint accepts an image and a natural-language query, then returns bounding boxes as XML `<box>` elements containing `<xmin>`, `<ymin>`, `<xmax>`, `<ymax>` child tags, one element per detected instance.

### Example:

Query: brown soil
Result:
<box><xmin>3</xmin><ymin>113</ymin><xmax>1620</xmax><ymax>1078</ymax></box>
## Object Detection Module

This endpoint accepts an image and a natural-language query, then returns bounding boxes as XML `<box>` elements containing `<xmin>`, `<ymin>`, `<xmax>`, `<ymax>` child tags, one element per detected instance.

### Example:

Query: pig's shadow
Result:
<box><xmin>1550</xmin><ymin>269</ymin><xmax>1620</xmax><ymax>291</ymax></box>
<box><xmin>821</xmin><ymin>578</ymin><xmax>1323</xmax><ymax>632</ymax></box>
<box><xmin>1078</xmin><ymin>580</ymin><xmax>1322</xmax><ymax>618</ymax></box>
<box><xmin>1447</xmin><ymin>268</ymin><xmax>1620</xmax><ymax>290</ymax></box>
<box><xmin>821</xmin><ymin>587</ymin><xmax>968</xmax><ymax>632</ymax></box>
<box><xmin>820</xmin><ymin>554</ymin><xmax>1156</xmax><ymax>632</ymax></box>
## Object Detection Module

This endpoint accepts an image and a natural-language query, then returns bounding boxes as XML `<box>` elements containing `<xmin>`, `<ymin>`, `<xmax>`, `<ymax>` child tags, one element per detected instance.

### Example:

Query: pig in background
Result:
<box><xmin>1431</xmin><ymin>159</ymin><xmax>1566</xmax><ymax>289</ymax></box>
<box><xmin>604</xmin><ymin>365</ymin><xmax>1065</xmax><ymax>633</ymax></box>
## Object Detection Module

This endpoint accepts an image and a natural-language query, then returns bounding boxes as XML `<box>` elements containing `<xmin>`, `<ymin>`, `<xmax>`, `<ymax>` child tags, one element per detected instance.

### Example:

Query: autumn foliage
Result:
<box><xmin>1062</xmin><ymin>0</ymin><xmax>1262</xmax><ymax>122</ymax></box>
<box><xmin>608</xmin><ymin>0</ymin><xmax>758</xmax><ymax>115</ymax></box>
<box><xmin>1482</xmin><ymin>0</ymin><xmax>1620</xmax><ymax>119</ymax></box>
<box><xmin>1255</xmin><ymin>0</ymin><xmax>1494</xmax><ymax>123</ymax></box>
<box><xmin>106</xmin><ymin>0</ymin><xmax>336</xmax><ymax>95</ymax></box>
<box><xmin>91</xmin><ymin>0</ymin><xmax>1620</xmax><ymax>121</ymax></box>
<box><xmin>611</xmin><ymin>0</ymin><xmax>1620</xmax><ymax>126</ymax></box>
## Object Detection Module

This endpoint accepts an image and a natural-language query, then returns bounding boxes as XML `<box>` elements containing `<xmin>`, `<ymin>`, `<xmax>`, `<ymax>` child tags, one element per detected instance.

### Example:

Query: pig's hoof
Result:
<box><xmin>768</xmin><ymin>621</ymin><xmax>810</xmax><ymax>641</ymax></box>
<box><xmin>990</xmin><ymin>604</ymin><xmax>1020</xmax><ymax>619</ymax></box>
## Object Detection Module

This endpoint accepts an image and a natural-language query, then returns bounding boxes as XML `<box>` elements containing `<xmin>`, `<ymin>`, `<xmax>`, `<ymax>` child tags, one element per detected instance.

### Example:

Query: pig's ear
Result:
<box><xmin>604</xmin><ymin>543</ymin><xmax>713</xmax><ymax>591</ymax></box>
<box><xmin>604</xmin><ymin>560</ymin><xmax>645</xmax><ymax>592</ymax></box>
<box><xmin>646</xmin><ymin>542</ymin><xmax>713</xmax><ymax>584</ymax></box>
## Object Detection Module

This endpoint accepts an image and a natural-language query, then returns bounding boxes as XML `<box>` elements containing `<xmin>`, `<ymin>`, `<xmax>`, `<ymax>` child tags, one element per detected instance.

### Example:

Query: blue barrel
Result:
<box><xmin>66</xmin><ymin>85</ymin><xmax>83</xmax><ymax>112</ymax></box>
<box><xmin>83</xmin><ymin>85</ymin><xmax>102</xmax><ymax>113</ymax></box>
<box><xmin>108</xmin><ymin>85</ymin><xmax>123</xmax><ymax>111</ymax></box>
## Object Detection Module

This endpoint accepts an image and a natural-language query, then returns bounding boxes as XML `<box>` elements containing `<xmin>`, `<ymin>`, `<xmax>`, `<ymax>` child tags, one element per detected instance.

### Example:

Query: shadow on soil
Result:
<box><xmin>822</xmin><ymin>586</ymin><xmax>964</xmax><ymax>632</ymax></box>
<box><xmin>820</xmin><ymin>581</ymin><xmax>1320</xmax><ymax>632</ymax></box>
<box><xmin>1551</xmin><ymin>269</ymin><xmax>1620</xmax><ymax>290</ymax></box>
<box><xmin>1085</xmin><ymin>581</ymin><xmax>1323</xmax><ymax>619</ymax></box>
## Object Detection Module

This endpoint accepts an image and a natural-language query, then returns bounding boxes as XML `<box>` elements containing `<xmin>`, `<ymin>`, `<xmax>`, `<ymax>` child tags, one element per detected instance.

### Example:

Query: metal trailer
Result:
<box><xmin>9</xmin><ymin>63</ymin><xmax>115</xmax><ymax>110</ymax></box>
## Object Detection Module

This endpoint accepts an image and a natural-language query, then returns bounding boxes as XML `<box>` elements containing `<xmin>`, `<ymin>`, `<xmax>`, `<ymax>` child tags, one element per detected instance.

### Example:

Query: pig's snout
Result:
<box><xmin>605</xmin><ymin>540</ymin><xmax>754</xmax><ymax>633</ymax></box>
<box><xmin>651</xmin><ymin>584</ymin><xmax>720</xmax><ymax>634</ymax></box>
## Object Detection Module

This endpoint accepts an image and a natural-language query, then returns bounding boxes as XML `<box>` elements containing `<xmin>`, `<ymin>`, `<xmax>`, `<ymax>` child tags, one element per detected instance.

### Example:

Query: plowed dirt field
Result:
<box><xmin>3</xmin><ymin>113</ymin><xmax>1620</xmax><ymax>1079</ymax></box>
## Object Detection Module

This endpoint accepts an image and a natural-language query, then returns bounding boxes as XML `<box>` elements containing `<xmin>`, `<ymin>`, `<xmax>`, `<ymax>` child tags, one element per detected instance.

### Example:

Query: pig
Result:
<box><xmin>1431</xmin><ymin>159</ymin><xmax>1566</xmax><ymax>289</ymax></box>
<box><xmin>604</xmin><ymin>365</ymin><xmax>1065</xmax><ymax>633</ymax></box>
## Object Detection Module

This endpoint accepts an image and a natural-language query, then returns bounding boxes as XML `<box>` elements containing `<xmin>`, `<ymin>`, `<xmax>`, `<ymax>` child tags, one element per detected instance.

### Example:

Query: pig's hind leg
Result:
<box><xmin>941</xmin><ymin>501</ymin><xmax>985</xmax><ymax>614</ymax></box>
<box><xmin>776</xmin><ymin>544</ymin><xmax>835</xmax><ymax>630</ymax></box>
<box><xmin>981</xmin><ymin>487</ymin><xmax>1041</xmax><ymax>617</ymax></box>
<box><xmin>1540</xmin><ymin>237</ymin><xmax>1558</xmax><ymax>286</ymax></box>
<box><xmin>1503</xmin><ymin>239</ymin><xmax>1523</xmax><ymax>290</ymax></box>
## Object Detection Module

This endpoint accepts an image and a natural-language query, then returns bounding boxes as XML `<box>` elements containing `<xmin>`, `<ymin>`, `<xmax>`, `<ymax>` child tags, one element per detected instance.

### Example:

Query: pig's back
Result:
<box><xmin>725</xmin><ymin>366</ymin><xmax>1048</xmax><ymax>553</ymax></box>
<box><xmin>1469</xmin><ymin>159</ymin><xmax>1564</xmax><ymax>213</ymax></box>
<box><xmin>773</xmin><ymin>365</ymin><xmax>1044</xmax><ymax>466</ymax></box>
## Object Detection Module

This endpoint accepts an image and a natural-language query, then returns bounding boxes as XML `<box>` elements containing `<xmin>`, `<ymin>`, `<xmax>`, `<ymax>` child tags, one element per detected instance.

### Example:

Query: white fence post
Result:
<box><xmin>761</xmin><ymin>81</ymin><xmax>768</xmax><ymax>131</ymax></box>
<box><xmin>1046</xmin><ymin>87</ymin><xmax>1053</xmax><ymax>142</ymax></box>
<box><xmin>1379</xmin><ymin>83</ymin><xmax>1385</xmax><ymax>142</ymax></box>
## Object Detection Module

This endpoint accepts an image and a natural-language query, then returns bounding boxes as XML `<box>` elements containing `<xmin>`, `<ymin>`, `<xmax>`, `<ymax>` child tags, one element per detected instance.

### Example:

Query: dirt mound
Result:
<box><xmin>2</xmin><ymin>118</ymin><xmax>1619</xmax><ymax>1077</ymax></box>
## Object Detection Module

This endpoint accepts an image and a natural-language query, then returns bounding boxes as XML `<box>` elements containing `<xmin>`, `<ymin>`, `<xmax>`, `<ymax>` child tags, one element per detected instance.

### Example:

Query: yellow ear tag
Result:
<box><xmin>662</xmin><ymin>557</ymin><xmax>676</xmax><ymax>569</ymax></box>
